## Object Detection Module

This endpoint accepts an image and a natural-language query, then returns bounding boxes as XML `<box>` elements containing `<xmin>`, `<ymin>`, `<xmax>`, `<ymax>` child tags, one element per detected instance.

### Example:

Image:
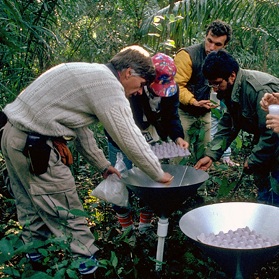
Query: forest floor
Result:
<box><xmin>0</xmin><ymin>154</ymin><xmax>279</xmax><ymax>279</ymax></box>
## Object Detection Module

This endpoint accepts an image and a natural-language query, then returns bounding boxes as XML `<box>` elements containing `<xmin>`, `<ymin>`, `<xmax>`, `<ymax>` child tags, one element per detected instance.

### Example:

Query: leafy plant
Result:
<box><xmin>1</xmin><ymin>1</ymin><xmax>278</xmax><ymax>278</ymax></box>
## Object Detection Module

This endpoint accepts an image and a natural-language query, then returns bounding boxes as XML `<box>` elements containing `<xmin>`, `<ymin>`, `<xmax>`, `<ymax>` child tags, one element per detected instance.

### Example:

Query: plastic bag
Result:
<box><xmin>91</xmin><ymin>152</ymin><xmax>129</xmax><ymax>207</ymax></box>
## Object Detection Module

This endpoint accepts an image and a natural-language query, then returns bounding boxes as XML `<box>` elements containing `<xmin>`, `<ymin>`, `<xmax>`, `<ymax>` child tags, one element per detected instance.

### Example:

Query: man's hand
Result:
<box><xmin>102</xmin><ymin>166</ymin><xmax>121</xmax><ymax>179</ymax></box>
<box><xmin>194</xmin><ymin>156</ymin><xmax>213</xmax><ymax>171</ymax></box>
<box><xmin>192</xmin><ymin>99</ymin><xmax>213</xmax><ymax>110</ymax></box>
<box><xmin>243</xmin><ymin>158</ymin><xmax>253</xmax><ymax>174</ymax></box>
<box><xmin>266</xmin><ymin>114</ymin><xmax>279</xmax><ymax>133</ymax></box>
<box><xmin>158</xmin><ymin>172</ymin><xmax>174</xmax><ymax>185</ymax></box>
<box><xmin>260</xmin><ymin>92</ymin><xmax>279</xmax><ymax>111</ymax></box>
<box><xmin>176</xmin><ymin>137</ymin><xmax>189</xmax><ymax>149</ymax></box>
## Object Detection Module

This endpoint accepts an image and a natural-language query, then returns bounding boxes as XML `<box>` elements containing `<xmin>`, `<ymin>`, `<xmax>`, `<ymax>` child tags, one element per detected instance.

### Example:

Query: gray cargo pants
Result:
<box><xmin>1</xmin><ymin>122</ymin><xmax>98</xmax><ymax>257</ymax></box>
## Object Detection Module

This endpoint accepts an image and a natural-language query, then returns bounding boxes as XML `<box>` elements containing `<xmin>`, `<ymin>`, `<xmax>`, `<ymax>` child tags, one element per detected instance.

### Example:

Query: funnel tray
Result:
<box><xmin>179</xmin><ymin>202</ymin><xmax>279</xmax><ymax>278</ymax></box>
<box><xmin>121</xmin><ymin>164</ymin><xmax>209</xmax><ymax>218</ymax></box>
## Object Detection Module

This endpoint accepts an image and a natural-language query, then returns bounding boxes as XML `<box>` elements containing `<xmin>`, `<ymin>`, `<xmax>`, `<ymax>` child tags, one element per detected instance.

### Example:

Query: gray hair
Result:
<box><xmin>110</xmin><ymin>45</ymin><xmax>156</xmax><ymax>84</ymax></box>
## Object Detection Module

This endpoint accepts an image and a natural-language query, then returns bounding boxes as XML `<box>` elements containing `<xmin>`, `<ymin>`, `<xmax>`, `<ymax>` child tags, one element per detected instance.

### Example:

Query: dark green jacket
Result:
<box><xmin>206</xmin><ymin>69</ymin><xmax>279</xmax><ymax>173</ymax></box>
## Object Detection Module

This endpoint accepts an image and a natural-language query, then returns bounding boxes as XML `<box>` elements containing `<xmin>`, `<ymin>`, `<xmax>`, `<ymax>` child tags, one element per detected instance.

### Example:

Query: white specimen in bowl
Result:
<box><xmin>197</xmin><ymin>226</ymin><xmax>279</xmax><ymax>249</ymax></box>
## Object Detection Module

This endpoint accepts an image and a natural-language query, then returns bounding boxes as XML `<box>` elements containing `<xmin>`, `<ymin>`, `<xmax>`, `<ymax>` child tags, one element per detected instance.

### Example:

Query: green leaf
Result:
<box><xmin>110</xmin><ymin>251</ymin><xmax>118</xmax><ymax>268</ymax></box>
<box><xmin>218</xmin><ymin>179</ymin><xmax>237</xmax><ymax>197</ymax></box>
<box><xmin>235</xmin><ymin>136</ymin><xmax>243</xmax><ymax>149</ymax></box>
<box><xmin>211</xmin><ymin>108</ymin><xmax>222</xmax><ymax>119</ymax></box>
<box><xmin>196</xmin><ymin>145</ymin><xmax>205</xmax><ymax>160</ymax></box>
<box><xmin>270</xmin><ymin>176</ymin><xmax>279</xmax><ymax>195</ymax></box>
<box><xmin>168</xmin><ymin>14</ymin><xmax>176</xmax><ymax>23</ymax></box>
<box><xmin>198</xmin><ymin>128</ymin><xmax>205</xmax><ymax>140</ymax></box>
<box><xmin>155</xmin><ymin>24</ymin><xmax>163</xmax><ymax>32</ymax></box>
<box><xmin>66</xmin><ymin>269</ymin><xmax>79</xmax><ymax>279</ymax></box>
<box><xmin>0</xmin><ymin>238</ymin><xmax>14</xmax><ymax>263</ymax></box>
<box><xmin>69</xmin><ymin>208</ymin><xmax>89</xmax><ymax>217</ymax></box>
<box><xmin>28</xmin><ymin>272</ymin><xmax>53</xmax><ymax>279</ymax></box>
<box><xmin>211</xmin><ymin>141</ymin><xmax>223</xmax><ymax>151</ymax></box>
<box><xmin>53</xmin><ymin>268</ymin><xmax>67</xmax><ymax>279</ymax></box>
<box><xmin>116</xmin><ymin>266</ymin><xmax>124</xmax><ymax>275</ymax></box>
<box><xmin>38</xmin><ymin>248</ymin><xmax>48</xmax><ymax>257</ymax></box>
<box><xmin>2</xmin><ymin>266</ymin><xmax>21</xmax><ymax>277</ymax></box>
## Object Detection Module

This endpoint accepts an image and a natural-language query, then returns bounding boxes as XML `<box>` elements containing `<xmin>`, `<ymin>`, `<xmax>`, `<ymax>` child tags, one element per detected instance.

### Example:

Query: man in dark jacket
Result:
<box><xmin>174</xmin><ymin>20</ymin><xmax>232</xmax><ymax>160</ymax></box>
<box><xmin>195</xmin><ymin>50</ymin><xmax>279</xmax><ymax>205</ymax></box>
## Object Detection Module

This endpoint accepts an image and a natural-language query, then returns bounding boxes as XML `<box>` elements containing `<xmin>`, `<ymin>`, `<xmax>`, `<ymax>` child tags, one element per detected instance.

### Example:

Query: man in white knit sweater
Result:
<box><xmin>1</xmin><ymin>46</ymin><xmax>173</xmax><ymax>275</ymax></box>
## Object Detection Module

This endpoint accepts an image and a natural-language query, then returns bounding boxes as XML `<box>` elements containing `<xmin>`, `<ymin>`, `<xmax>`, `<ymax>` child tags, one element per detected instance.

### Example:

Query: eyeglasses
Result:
<box><xmin>208</xmin><ymin>79</ymin><xmax>224</xmax><ymax>88</ymax></box>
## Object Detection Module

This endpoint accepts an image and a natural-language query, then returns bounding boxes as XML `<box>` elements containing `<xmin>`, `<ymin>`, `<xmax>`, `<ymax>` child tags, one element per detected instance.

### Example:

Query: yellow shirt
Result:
<box><xmin>174</xmin><ymin>50</ymin><xmax>197</xmax><ymax>106</ymax></box>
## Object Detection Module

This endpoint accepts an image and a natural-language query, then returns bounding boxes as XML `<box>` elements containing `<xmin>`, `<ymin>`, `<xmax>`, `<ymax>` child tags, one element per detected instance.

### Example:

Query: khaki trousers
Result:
<box><xmin>1</xmin><ymin>122</ymin><xmax>98</xmax><ymax>257</ymax></box>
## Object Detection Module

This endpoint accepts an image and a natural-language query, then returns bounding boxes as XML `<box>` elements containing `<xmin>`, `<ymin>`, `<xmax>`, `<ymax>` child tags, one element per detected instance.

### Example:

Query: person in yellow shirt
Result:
<box><xmin>174</xmin><ymin>20</ymin><xmax>232</xmax><ymax>161</ymax></box>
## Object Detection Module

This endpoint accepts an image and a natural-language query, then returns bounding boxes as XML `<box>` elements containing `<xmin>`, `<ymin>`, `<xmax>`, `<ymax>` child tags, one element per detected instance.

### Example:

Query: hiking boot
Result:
<box><xmin>78</xmin><ymin>255</ymin><xmax>99</xmax><ymax>275</ymax></box>
<box><xmin>26</xmin><ymin>252</ymin><xmax>43</xmax><ymax>262</ymax></box>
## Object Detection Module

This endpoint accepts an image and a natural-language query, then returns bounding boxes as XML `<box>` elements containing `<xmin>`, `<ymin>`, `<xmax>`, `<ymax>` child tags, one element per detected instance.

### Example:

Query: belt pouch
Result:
<box><xmin>23</xmin><ymin>134</ymin><xmax>51</xmax><ymax>175</ymax></box>
<box><xmin>0</xmin><ymin>111</ymin><xmax>8</xmax><ymax>150</ymax></box>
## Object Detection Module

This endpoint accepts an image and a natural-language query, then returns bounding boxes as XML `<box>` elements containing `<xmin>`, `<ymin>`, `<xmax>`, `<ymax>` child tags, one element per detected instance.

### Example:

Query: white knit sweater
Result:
<box><xmin>4</xmin><ymin>62</ymin><xmax>164</xmax><ymax>181</ymax></box>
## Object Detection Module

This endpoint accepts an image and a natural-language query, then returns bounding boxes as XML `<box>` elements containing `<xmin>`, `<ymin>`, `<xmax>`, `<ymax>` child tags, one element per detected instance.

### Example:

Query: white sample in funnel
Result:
<box><xmin>197</xmin><ymin>226</ymin><xmax>279</xmax><ymax>249</ymax></box>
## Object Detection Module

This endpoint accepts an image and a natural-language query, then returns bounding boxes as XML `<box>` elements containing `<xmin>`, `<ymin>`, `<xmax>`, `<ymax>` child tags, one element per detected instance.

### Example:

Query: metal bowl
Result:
<box><xmin>121</xmin><ymin>164</ymin><xmax>209</xmax><ymax>218</ymax></box>
<box><xmin>179</xmin><ymin>202</ymin><xmax>279</xmax><ymax>278</ymax></box>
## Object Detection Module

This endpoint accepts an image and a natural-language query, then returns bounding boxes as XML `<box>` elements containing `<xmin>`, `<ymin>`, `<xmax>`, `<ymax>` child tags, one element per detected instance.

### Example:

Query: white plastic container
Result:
<box><xmin>268</xmin><ymin>104</ymin><xmax>279</xmax><ymax>115</ymax></box>
<box><xmin>210</xmin><ymin>91</ymin><xmax>220</xmax><ymax>106</ymax></box>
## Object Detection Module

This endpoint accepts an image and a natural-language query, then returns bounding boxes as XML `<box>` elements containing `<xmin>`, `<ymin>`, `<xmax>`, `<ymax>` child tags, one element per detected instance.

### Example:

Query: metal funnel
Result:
<box><xmin>121</xmin><ymin>164</ymin><xmax>209</xmax><ymax>218</ymax></box>
<box><xmin>179</xmin><ymin>202</ymin><xmax>279</xmax><ymax>279</ymax></box>
<box><xmin>122</xmin><ymin>164</ymin><xmax>209</xmax><ymax>271</ymax></box>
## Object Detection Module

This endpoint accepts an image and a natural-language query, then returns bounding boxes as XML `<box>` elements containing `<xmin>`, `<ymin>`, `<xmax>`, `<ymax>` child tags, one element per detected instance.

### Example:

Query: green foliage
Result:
<box><xmin>98</xmin><ymin>251</ymin><xmax>122</xmax><ymax>277</ymax></box>
<box><xmin>1</xmin><ymin>0</ymin><xmax>278</xmax><ymax>106</ymax></box>
<box><xmin>216</xmin><ymin>176</ymin><xmax>237</xmax><ymax>197</ymax></box>
<box><xmin>187</xmin><ymin>118</ymin><xmax>207</xmax><ymax>161</ymax></box>
<box><xmin>141</xmin><ymin>0</ymin><xmax>279</xmax><ymax>75</ymax></box>
<box><xmin>56</xmin><ymin>206</ymin><xmax>90</xmax><ymax>218</ymax></box>
<box><xmin>0</xmin><ymin>0</ymin><xmax>64</xmax><ymax>103</ymax></box>
<box><xmin>0</xmin><ymin>232</ymin><xmax>82</xmax><ymax>278</ymax></box>
<box><xmin>0</xmin><ymin>1</ymin><xmax>278</xmax><ymax>278</ymax></box>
